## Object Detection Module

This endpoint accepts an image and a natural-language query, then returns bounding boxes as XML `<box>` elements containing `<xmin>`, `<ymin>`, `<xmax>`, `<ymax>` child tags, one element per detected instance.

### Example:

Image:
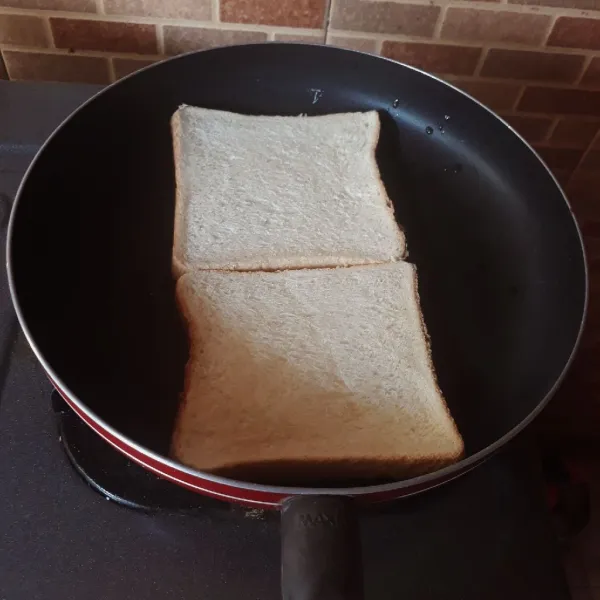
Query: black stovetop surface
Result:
<box><xmin>0</xmin><ymin>80</ymin><xmax>570</xmax><ymax>600</ymax></box>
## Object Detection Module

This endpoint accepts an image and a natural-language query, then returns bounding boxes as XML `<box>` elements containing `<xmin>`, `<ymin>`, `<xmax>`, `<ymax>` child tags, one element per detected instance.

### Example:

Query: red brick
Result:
<box><xmin>440</xmin><ymin>8</ymin><xmax>551</xmax><ymax>45</ymax></box>
<box><xmin>586</xmin><ymin>239</ymin><xmax>600</xmax><ymax>262</ymax></box>
<box><xmin>548</xmin><ymin>17</ymin><xmax>600</xmax><ymax>51</ymax></box>
<box><xmin>164</xmin><ymin>26</ymin><xmax>267</xmax><ymax>55</ymax></box>
<box><xmin>535</xmin><ymin>146</ymin><xmax>583</xmax><ymax>171</ymax></box>
<box><xmin>519</xmin><ymin>87</ymin><xmax>600</xmax><ymax>116</ymax></box>
<box><xmin>221</xmin><ymin>0</ymin><xmax>327</xmax><ymax>28</ymax></box>
<box><xmin>501</xmin><ymin>115</ymin><xmax>553</xmax><ymax>142</ymax></box>
<box><xmin>0</xmin><ymin>15</ymin><xmax>49</xmax><ymax>47</ymax></box>
<box><xmin>549</xmin><ymin>119</ymin><xmax>600</xmax><ymax>148</ymax></box>
<box><xmin>50</xmin><ymin>18</ymin><xmax>157</xmax><ymax>54</ymax></box>
<box><xmin>105</xmin><ymin>0</ymin><xmax>211</xmax><ymax>20</ymax></box>
<box><xmin>3</xmin><ymin>50</ymin><xmax>110</xmax><ymax>84</ymax></box>
<box><xmin>382</xmin><ymin>42</ymin><xmax>481</xmax><ymax>76</ymax></box>
<box><xmin>480</xmin><ymin>49</ymin><xmax>585</xmax><ymax>83</ymax></box>
<box><xmin>581</xmin><ymin>221</ymin><xmax>600</xmax><ymax>239</ymax></box>
<box><xmin>580</xmin><ymin>149</ymin><xmax>600</xmax><ymax>171</ymax></box>
<box><xmin>330</xmin><ymin>0</ymin><xmax>440</xmax><ymax>36</ymax></box>
<box><xmin>0</xmin><ymin>0</ymin><xmax>95</xmax><ymax>10</ymax></box>
<box><xmin>452</xmin><ymin>79</ymin><xmax>522</xmax><ymax>111</ymax></box>
<box><xmin>580</xmin><ymin>239</ymin><xmax>600</xmax><ymax>260</ymax></box>
<box><xmin>582</xmin><ymin>57</ymin><xmax>600</xmax><ymax>87</ymax></box>
<box><xmin>567</xmin><ymin>172</ymin><xmax>600</xmax><ymax>221</ymax></box>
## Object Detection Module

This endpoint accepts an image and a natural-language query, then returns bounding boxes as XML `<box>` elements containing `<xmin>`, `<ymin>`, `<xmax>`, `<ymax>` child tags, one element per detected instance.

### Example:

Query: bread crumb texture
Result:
<box><xmin>172</xmin><ymin>107</ymin><xmax>406</xmax><ymax>275</ymax></box>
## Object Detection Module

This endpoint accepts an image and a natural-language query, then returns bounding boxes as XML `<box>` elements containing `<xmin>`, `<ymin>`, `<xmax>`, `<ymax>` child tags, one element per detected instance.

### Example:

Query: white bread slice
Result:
<box><xmin>171</xmin><ymin>263</ymin><xmax>463</xmax><ymax>484</ymax></box>
<box><xmin>171</xmin><ymin>106</ymin><xmax>406</xmax><ymax>277</ymax></box>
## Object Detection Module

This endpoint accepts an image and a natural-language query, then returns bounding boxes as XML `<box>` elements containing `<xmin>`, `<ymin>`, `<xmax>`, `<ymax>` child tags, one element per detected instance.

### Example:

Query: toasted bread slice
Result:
<box><xmin>171</xmin><ymin>106</ymin><xmax>406</xmax><ymax>276</ymax></box>
<box><xmin>171</xmin><ymin>263</ymin><xmax>463</xmax><ymax>484</ymax></box>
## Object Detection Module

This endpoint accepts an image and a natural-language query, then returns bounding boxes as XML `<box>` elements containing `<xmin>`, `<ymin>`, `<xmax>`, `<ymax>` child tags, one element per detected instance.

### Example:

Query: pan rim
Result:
<box><xmin>6</xmin><ymin>42</ymin><xmax>589</xmax><ymax>498</ymax></box>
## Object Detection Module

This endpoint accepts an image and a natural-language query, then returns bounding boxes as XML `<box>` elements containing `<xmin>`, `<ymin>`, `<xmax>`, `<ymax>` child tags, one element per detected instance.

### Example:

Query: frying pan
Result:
<box><xmin>7</xmin><ymin>43</ymin><xmax>587</xmax><ymax>599</ymax></box>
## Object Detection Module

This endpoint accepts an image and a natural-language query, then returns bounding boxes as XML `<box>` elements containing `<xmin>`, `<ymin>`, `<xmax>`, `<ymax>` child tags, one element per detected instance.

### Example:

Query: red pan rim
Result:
<box><xmin>54</xmin><ymin>380</ymin><xmax>487</xmax><ymax>507</ymax></box>
<box><xmin>6</xmin><ymin>42</ymin><xmax>589</xmax><ymax>501</ymax></box>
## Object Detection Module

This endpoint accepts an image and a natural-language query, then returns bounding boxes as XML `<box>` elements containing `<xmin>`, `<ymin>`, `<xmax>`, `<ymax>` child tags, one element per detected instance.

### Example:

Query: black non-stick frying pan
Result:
<box><xmin>8</xmin><ymin>43</ymin><xmax>587</xmax><ymax>599</ymax></box>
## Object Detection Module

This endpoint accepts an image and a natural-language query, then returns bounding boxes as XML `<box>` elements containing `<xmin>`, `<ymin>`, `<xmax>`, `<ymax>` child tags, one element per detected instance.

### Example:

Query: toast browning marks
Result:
<box><xmin>171</xmin><ymin>106</ymin><xmax>406</xmax><ymax>276</ymax></box>
<box><xmin>172</xmin><ymin>263</ymin><xmax>463</xmax><ymax>484</ymax></box>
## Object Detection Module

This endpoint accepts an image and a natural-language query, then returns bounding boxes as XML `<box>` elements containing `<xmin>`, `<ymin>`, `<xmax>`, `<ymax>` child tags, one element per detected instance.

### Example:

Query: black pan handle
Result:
<box><xmin>281</xmin><ymin>495</ymin><xmax>364</xmax><ymax>600</ymax></box>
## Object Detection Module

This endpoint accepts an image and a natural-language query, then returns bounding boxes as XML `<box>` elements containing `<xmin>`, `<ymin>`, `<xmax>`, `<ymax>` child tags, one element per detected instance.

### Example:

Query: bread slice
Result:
<box><xmin>171</xmin><ymin>106</ymin><xmax>406</xmax><ymax>277</ymax></box>
<box><xmin>171</xmin><ymin>262</ymin><xmax>463</xmax><ymax>484</ymax></box>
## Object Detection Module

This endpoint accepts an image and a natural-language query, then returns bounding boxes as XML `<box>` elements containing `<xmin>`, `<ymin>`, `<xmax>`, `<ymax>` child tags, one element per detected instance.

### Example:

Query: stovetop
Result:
<box><xmin>0</xmin><ymin>80</ymin><xmax>571</xmax><ymax>600</ymax></box>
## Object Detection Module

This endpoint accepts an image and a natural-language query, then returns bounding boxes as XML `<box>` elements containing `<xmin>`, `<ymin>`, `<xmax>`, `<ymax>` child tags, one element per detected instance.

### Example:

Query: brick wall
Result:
<box><xmin>0</xmin><ymin>1</ymin><xmax>598</xmax><ymax>188</ymax></box>
<box><xmin>0</xmin><ymin>0</ymin><xmax>599</xmax><ymax>442</ymax></box>
<box><xmin>0</xmin><ymin>2</ymin><xmax>597</xmax><ymax>187</ymax></box>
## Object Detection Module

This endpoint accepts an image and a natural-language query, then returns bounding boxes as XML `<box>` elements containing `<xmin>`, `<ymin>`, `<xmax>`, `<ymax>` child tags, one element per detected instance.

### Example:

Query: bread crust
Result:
<box><xmin>171</xmin><ymin>108</ymin><xmax>188</xmax><ymax>279</ymax></box>
<box><xmin>169</xmin><ymin>275</ymin><xmax>197</xmax><ymax>459</ymax></box>
<box><xmin>410</xmin><ymin>267</ymin><xmax>464</xmax><ymax>461</ymax></box>
<box><xmin>208</xmin><ymin>455</ymin><xmax>458</xmax><ymax>486</ymax></box>
<box><xmin>368</xmin><ymin>113</ymin><xmax>408</xmax><ymax>262</ymax></box>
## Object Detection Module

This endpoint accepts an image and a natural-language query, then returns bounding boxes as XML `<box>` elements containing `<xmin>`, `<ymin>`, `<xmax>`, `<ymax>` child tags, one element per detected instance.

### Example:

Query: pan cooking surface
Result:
<box><xmin>9</xmin><ymin>44</ymin><xmax>586</xmax><ymax>487</ymax></box>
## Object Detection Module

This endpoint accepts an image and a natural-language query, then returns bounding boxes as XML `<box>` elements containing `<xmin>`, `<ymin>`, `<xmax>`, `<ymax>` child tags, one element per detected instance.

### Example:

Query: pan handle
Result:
<box><xmin>281</xmin><ymin>495</ymin><xmax>364</xmax><ymax>600</ymax></box>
